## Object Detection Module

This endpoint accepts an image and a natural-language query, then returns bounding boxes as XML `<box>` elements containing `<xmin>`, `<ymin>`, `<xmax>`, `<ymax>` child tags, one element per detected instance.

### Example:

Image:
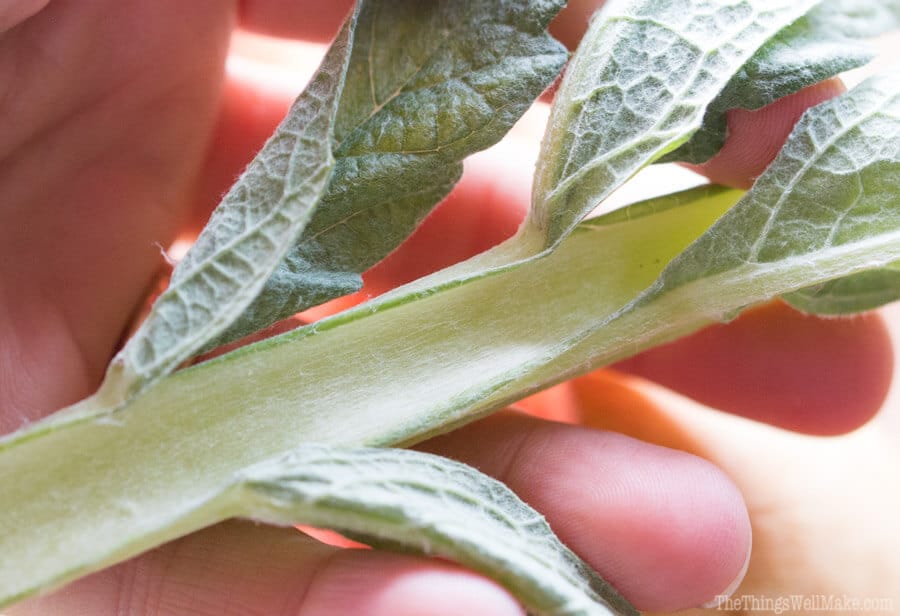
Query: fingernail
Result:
<box><xmin>700</xmin><ymin>524</ymin><xmax>752</xmax><ymax>608</ymax></box>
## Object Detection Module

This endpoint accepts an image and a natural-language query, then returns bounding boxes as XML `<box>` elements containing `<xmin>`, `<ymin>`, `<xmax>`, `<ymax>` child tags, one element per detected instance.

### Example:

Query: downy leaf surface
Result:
<box><xmin>112</xmin><ymin>13</ymin><xmax>357</xmax><ymax>393</ymax></box>
<box><xmin>661</xmin><ymin>0</ymin><xmax>879</xmax><ymax>164</ymax></box>
<box><xmin>235</xmin><ymin>445</ymin><xmax>638</xmax><ymax>616</ymax></box>
<box><xmin>783</xmin><ymin>262</ymin><xmax>900</xmax><ymax>314</ymax></box>
<box><xmin>636</xmin><ymin>73</ymin><xmax>900</xmax><ymax>312</ymax></box>
<box><xmin>112</xmin><ymin>0</ymin><xmax>567</xmax><ymax>391</ymax></box>
<box><xmin>218</xmin><ymin>0</ymin><xmax>568</xmax><ymax>344</ymax></box>
<box><xmin>772</xmin><ymin>3</ymin><xmax>900</xmax><ymax>312</ymax></box>
<box><xmin>530</xmin><ymin>0</ymin><xmax>823</xmax><ymax>248</ymax></box>
<box><xmin>809</xmin><ymin>0</ymin><xmax>900</xmax><ymax>38</ymax></box>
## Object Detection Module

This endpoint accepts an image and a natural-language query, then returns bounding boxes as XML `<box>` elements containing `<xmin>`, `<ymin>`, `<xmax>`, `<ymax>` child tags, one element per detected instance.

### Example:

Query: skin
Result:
<box><xmin>0</xmin><ymin>1</ymin><xmax>895</xmax><ymax>614</ymax></box>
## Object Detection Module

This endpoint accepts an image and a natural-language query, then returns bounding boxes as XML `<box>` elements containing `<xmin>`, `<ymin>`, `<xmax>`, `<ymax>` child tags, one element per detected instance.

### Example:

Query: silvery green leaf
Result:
<box><xmin>111</xmin><ymin>13</ymin><xmax>358</xmax><ymax>395</ymax></box>
<box><xmin>638</xmin><ymin>73</ymin><xmax>900</xmax><ymax>309</ymax></box>
<box><xmin>808</xmin><ymin>0</ymin><xmax>900</xmax><ymax>38</ymax></box>
<box><xmin>217</xmin><ymin>0</ymin><xmax>568</xmax><ymax>344</ymax></box>
<box><xmin>530</xmin><ymin>0</ymin><xmax>823</xmax><ymax>248</ymax></box>
<box><xmin>234</xmin><ymin>445</ymin><xmax>638</xmax><ymax>616</ymax></box>
<box><xmin>661</xmin><ymin>1</ymin><xmax>875</xmax><ymax>164</ymax></box>
<box><xmin>784</xmin><ymin>263</ymin><xmax>900</xmax><ymax>314</ymax></box>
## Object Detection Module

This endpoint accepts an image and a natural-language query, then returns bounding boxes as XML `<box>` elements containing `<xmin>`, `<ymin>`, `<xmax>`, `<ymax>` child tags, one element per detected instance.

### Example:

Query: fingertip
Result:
<box><xmin>423</xmin><ymin>415</ymin><xmax>752</xmax><ymax>611</ymax></box>
<box><xmin>528</xmin><ymin>429</ymin><xmax>751</xmax><ymax>611</ymax></box>
<box><xmin>372</xmin><ymin>568</ymin><xmax>525</xmax><ymax>616</ymax></box>
<box><xmin>689</xmin><ymin>78</ymin><xmax>847</xmax><ymax>189</ymax></box>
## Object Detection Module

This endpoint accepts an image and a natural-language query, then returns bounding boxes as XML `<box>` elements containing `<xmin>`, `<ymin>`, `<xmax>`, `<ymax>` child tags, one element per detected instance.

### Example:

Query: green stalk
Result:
<box><xmin>0</xmin><ymin>186</ymin><xmax>732</xmax><ymax>606</ymax></box>
<box><xmin>4</xmin><ymin>179</ymin><xmax>900</xmax><ymax>607</ymax></box>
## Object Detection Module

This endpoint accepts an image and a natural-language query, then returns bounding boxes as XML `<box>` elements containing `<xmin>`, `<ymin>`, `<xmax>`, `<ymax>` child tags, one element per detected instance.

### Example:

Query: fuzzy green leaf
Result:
<box><xmin>234</xmin><ymin>445</ymin><xmax>637</xmax><ymax>616</ymax></box>
<box><xmin>809</xmin><ymin>0</ymin><xmax>900</xmax><ymax>38</ymax></box>
<box><xmin>217</xmin><ymin>0</ymin><xmax>568</xmax><ymax>344</ymax></box>
<box><xmin>111</xmin><ymin>14</ymin><xmax>357</xmax><ymax>395</ymax></box>
<box><xmin>661</xmin><ymin>0</ymin><xmax>877</xmax><ymax>164</ymax></box>
<box><xmin>530</xmin><ymin>0</ymin><xmax>823</xmax><ymax>248</ymax></box>
<box><xmin>637</xmin><ymin>73</ymin><xmax>900</xmax><ymax>311</ymax></box>
<box><xmin>783</xmin><ymin>263</ymin><xmax>900</xmax><ymax>314</ymax></box>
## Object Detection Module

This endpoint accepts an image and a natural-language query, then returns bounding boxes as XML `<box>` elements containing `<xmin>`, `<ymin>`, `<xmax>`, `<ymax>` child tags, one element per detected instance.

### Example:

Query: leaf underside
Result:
<box><xmin>529</xmin><ymin>0</ymin><xmax>825</xmax><ymax>248</ymax></box>
<box><xmin>660</xmin><ymin>0</ymin><xmax>879</xmax><ymax>164</ymax></box>
<box><xmin>657</xmin><ymin>1</ymin><xmax>900</xmax><ymax>311</ymax></box>
<box><xmin>114</xmin><ymin>14</ymin><xmax>358</xmax><ymax>392</ymax></box>
<box><xmin>217</xmin><ymin>0</ymin><xmax>568</xmax><ymax>345</ymax></box>
<box><xmin>641</xmin><ymin>73</ymin><xmax>900</xmax><ymax>309</ymax></box>
<box><xmin>809</xmin><ymin>0</ymin><xmax>900</xmax><ymax>38</ymax></box>
<box><xmin>784</xmin><ymin>263</ymin><xmax>900</xmax><ymax>314</ymax></box>
<box><xmin>236</xmin><ymin>445</ymin><xmax>638</xmax><ymax>616</ymax></box>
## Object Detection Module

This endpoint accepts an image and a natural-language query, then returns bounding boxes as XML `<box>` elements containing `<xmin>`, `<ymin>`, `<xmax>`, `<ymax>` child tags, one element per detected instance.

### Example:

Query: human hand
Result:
<box><xmin>585</xmin><ymin>302</ymin><xmax>900</xmax><ymax>616</ymax></box>
<box><xmin>2</xmin><ymin>1</ymin><xmax>893</xmax><ymax>615</ymax></box>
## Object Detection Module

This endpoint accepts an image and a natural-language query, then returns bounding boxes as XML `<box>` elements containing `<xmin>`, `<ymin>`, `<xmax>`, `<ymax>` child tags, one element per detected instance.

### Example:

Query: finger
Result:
<box><xmin>0</xmin><ymin>1</ymin><xmax>235</xmax><ymax>427</ymax></box>
<box><xmin>11</xmin><ymin>522</ymin><xmax>524</xmax><ymax>616</ymax></box>
<box><xmin>549</xmin><ymin>0</ymin><xmax>605</xmax><ymax>50</ymax></box>
<box><xmin>689</xmin><ymin>79</ymin><xmax>848</xmax><ymax>188</ymax></box>
<box><xmin>420</xmin><ymin>412</ymin><xmax>752</xmax><ymax>612</ymax></box>
<box><xmin>238</xmin><ymin>0</ymin><xmax>354</xmax><ymax>42</ymax></box>
<box><xmin>614</xmin><ymin>301</ymin><xmax>895</xmax><ymax>435</ymax></box>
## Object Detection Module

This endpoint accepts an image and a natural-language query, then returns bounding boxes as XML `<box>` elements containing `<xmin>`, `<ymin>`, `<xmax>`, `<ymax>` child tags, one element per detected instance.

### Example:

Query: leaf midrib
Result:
<box><xmin>343</xmin><ymin>5</ymin><xmax>455</xmax><ymax>151</ymax></box>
